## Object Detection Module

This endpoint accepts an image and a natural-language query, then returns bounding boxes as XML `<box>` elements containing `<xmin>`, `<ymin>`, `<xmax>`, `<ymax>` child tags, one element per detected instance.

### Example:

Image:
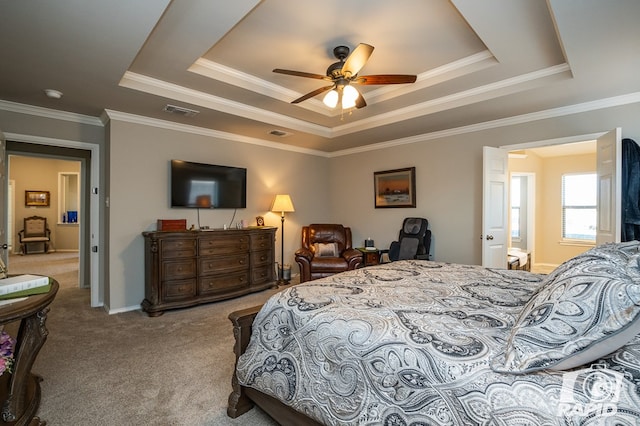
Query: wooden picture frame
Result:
<box><xmin>25</xmin><ymin>190</ymin><xmax>50</xmax><ymax>207</ymax></box>
<box><xmin>374</xmin><ymin>167</ymin><xmax>416</xmax><ymax>208</ymax></box>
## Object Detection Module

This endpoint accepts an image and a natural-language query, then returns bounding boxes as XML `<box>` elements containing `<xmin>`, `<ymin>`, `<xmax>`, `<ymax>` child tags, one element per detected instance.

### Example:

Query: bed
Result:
<box><xmin>227</xmin><ymin>242</ymin><xmax>640</xmax><ymax>425</ymax></box>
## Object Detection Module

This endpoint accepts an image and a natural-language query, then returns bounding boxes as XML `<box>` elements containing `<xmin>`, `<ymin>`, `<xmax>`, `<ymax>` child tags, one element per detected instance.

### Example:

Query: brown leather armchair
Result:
<box><xmin>295</xmin><ymin>224</ymin><xmax>363</xmax><ymax>283</ymax></box>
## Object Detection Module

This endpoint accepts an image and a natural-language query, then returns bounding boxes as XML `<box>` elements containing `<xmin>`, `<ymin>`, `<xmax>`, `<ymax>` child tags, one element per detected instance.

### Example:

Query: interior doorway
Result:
<box><xmin>506</xmin><ymin>139</ymin><xmax>598</xmax><ymax>273</ymax></box>
<box><xmin>6</xmin><ymin>142</ymin><xmax>90</xmax><ymax>294</ymax></box>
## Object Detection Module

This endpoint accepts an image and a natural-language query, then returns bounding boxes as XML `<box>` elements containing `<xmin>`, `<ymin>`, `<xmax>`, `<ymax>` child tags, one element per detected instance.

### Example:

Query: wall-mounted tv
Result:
<box><xmin>171</xmin><ymin>160</ymin><xmax>247</xmax><ymax>209</ymax></box>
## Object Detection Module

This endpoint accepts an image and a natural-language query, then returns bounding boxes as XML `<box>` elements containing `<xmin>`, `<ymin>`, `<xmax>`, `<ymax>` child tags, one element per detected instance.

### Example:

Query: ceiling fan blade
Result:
<box><xmin>355</xmin><ymin>92</ymin><xmax>367</xmax><ymax>109</ymax></box>
<box><xmin>291</xmin><ymin>85</ymin><xmax>334</xmax><ymax>104</ymax></box>
<box><xmin>354</xmin><ymin>74</ymin><xmax>417</xmax><ymax>85</ymax></box>
<box><xmin>273</xmin><ymin>69</ymin><xmax>329</xmax><ymax>80</ymax></box>
<box><xmin>341</xmin><ymin>43</ymin><xmax>374</xmax><ymax>77</ymax></box>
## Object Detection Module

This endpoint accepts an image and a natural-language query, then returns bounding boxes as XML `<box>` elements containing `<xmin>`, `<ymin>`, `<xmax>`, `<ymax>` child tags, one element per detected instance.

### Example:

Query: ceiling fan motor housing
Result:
<box><xmin>327</xmin><ymin>61</ymin><xmax>345</xmax><ymax>78</ymax></box>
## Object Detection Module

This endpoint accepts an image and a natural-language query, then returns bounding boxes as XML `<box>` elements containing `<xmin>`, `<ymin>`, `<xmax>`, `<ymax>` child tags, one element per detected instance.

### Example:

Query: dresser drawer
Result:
<box><xmin>161</xmin><ymin>238</ymin><xmax>197</xmax><ymax>258</ymax></box>
<box><xmin>199</xmin><ymin>236</ymin><xmax>249</xmax><ymax>256</ymax></box>
<box><xmin>162</xmin><ymin>278</ymin><xmax>197</xmax><ymax>301</ymax></box>
<box><xmin>250</xmin><ymin>249</ymin><xmax>272</xmax><ymax>267</ymax></box>
<box><xmin>251</xmin><ymin>265</ymin><xmax>273</xmax><ymax>285</ymax></box>
<box><xmin>250</xmin><ymin>233</ymin><xmax>273</xmax><ymax>251</ymax></box>
<box><xmin>199</xmin><ymin>253</ymin><xmax>249</xmax><ymax>275</ymax></box>
<box><xmin>162</xmin><ymin>259</ymin><xmax>197</xmax><ymax>280</ymax></box>
<box><xmin>198</xmin><ymin>271</ymin><xmax>249</xmax><ymax>295</ymax></box>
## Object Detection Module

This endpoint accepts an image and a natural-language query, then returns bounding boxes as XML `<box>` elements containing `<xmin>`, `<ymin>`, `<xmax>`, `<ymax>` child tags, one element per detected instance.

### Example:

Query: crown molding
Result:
<box><xmin>332</xmin><ymin>63</ymin><xmax>571</xmax><ymax>137</ymax></box>
<box><xmin>329</xmin><ymin>91</ymin><xmax>640</xmax><ymax>157</ymax></box>
<box><xmin>119</xmin><ymin>71</ymin><xmax>332</xmax><ymax>138</ymax></box>
<box><xmin>3</xmin><ymin>90</ymin><xmax>638</xmax><ymax>159</ymax></box>
<box><xmin>189</xmin><ymin>59</ymin><xmax>333</xmax><ymax>116</ymax></box>
<box><xmin>103</xmin><ymin>109</ymin><xmax>330</xmax><ymax>157</ymax></box>
<box><xmin>0</xmin><ymin>100</ymin><xmax>103</xmax><ymax>126</ymax></box>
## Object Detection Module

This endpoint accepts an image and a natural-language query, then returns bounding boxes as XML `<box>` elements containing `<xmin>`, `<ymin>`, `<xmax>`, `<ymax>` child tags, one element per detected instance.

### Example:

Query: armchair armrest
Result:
<box><xmin>342</xmin><ymin>249</ymin><xmax>362</xmax><ymax>263</ymax></box>
<box><xmin>295</xmin><ymin>247</ymin><xmax>314</xmax><ymax>262</ymax></box>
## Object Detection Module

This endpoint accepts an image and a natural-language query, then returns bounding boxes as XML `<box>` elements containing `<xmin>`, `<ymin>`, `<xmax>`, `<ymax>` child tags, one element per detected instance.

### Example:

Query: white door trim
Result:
<box><xmin>3</xmin><ymin>132</ymin><xmax>102</xmax><ymax>307</ymax></box>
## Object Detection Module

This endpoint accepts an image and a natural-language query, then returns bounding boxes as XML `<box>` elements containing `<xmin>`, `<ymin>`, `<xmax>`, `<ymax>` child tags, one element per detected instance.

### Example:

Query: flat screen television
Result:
<box><xmin>171</xmin><ymin>160</ymin><xmax>247</xmax><ymax>209</ymax></box>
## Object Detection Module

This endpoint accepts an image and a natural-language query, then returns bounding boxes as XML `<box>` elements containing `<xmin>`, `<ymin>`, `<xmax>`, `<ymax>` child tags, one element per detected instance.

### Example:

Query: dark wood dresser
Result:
<box><xmin>142</xmin><ymin>227</ymin><xmax>276</xmax><ymax>316</ymax></box>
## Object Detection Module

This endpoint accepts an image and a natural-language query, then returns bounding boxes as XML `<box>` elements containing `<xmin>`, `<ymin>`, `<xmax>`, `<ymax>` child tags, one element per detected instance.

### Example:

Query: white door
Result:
<box><xmin>596</xmin><ymin>128</ymin><xmax>622</xmax><ymax>245</ymax></box>
<box><xmin>482</xmin><ymin>146</ymin><xmax>508</xmax><ymax>268</ymax></box>
<box><xmin>0</xmin><ymin>130</ymin><xmax>6</xmax><ymax>267</ymax></box>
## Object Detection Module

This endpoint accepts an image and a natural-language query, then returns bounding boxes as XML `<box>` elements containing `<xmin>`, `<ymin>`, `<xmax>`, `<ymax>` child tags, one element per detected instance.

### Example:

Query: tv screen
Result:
<box><xmin>171</xmin><ymin>160</ymin><xmax>246</xmax><ymax>209</ymax></box>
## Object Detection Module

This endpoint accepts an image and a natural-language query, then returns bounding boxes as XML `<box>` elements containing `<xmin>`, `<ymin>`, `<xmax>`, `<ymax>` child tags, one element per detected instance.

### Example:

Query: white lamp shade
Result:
<box><xmin>271</xmin><ymin>194</ymin><xmax>295</xmax><ymax>213</ymax></box>
<box><xmin>342</xmin><ymin>85</ymin><xmax>359</xmax><ymax>109</ymax></box>
<box><xmin>323</xmin><ymin>89</ymin><xmax>338</xmax><ymax>108</ymax></box>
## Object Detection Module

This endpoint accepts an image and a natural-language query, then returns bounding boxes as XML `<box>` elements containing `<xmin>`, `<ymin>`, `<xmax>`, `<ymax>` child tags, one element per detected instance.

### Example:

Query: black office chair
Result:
<box><xmin>384</xmin><ymin>217</ymin><xmax>431</xmax><ymax>261</ymax></box>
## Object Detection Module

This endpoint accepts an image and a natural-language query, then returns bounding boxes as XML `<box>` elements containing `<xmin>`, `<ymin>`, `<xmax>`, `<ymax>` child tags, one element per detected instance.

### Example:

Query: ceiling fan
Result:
<box><xmin>273</xmin><ymin>43</ymin><xmax>417</xmax><ymax>109</ymax></box>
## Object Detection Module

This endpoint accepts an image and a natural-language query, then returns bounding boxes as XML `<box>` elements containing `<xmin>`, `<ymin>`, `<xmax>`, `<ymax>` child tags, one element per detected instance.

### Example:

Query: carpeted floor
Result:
<box><xmin>6</xmin><ymin>252</ymin><xmax>281</xmax><ymax>425</ymax></box>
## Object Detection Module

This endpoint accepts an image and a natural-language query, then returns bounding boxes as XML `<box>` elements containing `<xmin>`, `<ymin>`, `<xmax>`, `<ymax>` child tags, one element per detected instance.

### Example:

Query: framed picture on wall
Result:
<box><xmin>25</xmin><ymin>190</ymin><xmax>50</xmax><ymax>207</ymax></box>
<box><xmin>374</xmin><ymin>167</ymin><xmax>416</xmax><ymax>208</ymax></box>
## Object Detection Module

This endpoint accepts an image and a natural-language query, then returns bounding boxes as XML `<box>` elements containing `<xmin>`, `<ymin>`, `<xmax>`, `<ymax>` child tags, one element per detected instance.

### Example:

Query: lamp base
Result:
<box><xmin>276</xmin><ymin>278</ymin><xmax>290</xmax><ymax>286</ymax></box>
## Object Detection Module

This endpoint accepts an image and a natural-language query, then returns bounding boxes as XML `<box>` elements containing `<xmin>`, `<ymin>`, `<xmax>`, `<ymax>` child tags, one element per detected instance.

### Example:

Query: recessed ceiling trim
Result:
<box><xmin>364</xmin><ymin>50</ymin><xmax>497</xmax><ymax>104</ymax></box>
<box><xmin>119</xmin><ymin>71</ymin><xmax>332</xmax><ymax>137</ymax></box>
<box><xmin>189</xmin><ymin>52</ymin><xmax>497</xmax><ymax>114</ymax></box>
<box><xmin>189</xmin><ymin>58</ymin><xmax>333</xmax><ymax>116</ymax></box>
<box><xmin>329</xmin><ymin>92</ymin><xmax>640</xmax><ymax>157</ymax></box>
<box><xmin>332</xmin><ymin>63</ymin><xmax>572</xmax><ymax>137</ymax></box>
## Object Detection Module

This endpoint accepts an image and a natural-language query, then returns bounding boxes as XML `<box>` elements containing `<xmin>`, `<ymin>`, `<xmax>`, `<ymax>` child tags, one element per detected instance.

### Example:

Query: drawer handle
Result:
<box><xmin>239</xmin><ymin>277</ymin><xmax>244</xmax><ymax>282</ymax></box>
<box><xmin>260</xmin><ymin>255</ymin><xmax>267</xmax><ymax>261</ymax></box>
<box><xmin>239</xmin><ymin>259</ymin><xmax>246</xmax><ymax>265</ymax></box>
<box><xmin>177</xmin><ymin>267</ymin><xmax>183</xmax><ymax>272</ymax></box>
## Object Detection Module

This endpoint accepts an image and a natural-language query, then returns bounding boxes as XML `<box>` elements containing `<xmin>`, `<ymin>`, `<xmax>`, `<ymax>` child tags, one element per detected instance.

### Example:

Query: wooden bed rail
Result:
<box><xmin>227</xmin><ymin>305</ymin><xmax>262</xmax><ymax>418</ymax></box>
<box><xmin>227</xmin><ymin>305</ymin><xmax>323</xmax><ymax>426</ymax></box>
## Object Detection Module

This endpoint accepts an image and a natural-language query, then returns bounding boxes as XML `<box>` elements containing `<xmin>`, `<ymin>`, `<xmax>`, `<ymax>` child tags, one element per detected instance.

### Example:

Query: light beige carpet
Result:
<box><xmin>6</xmin><ymin>252</ymin><xmax>281</xmax><ymax>425</ymax></box>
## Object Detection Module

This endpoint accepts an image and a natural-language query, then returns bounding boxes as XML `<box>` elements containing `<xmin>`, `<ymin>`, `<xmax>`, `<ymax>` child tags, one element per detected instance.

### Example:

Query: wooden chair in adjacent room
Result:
<box><xmin>18</xmin><ymin>215</ymin><xmax>51</xmax><ymax>254</ymax></box>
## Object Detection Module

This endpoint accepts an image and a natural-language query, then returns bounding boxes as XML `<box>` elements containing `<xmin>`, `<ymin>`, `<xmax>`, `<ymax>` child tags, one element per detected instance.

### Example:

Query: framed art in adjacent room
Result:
<box><xmin>374</xmin><ymin>167</ymin><xmax>416</xmax><ymax>208</ymax></box>
<box><xmin>25</xmin><ymin>190</ymin><xmax>50</xmax><ymax>207</ymax></box>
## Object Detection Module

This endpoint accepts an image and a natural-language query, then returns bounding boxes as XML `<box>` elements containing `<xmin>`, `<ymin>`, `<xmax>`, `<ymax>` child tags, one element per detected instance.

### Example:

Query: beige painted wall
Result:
<box><xmin>2</xmin><ymin>100</ymin><xmax>640</xmax><ymax>312</ymax></box>
<box><xmin>106</xmin><ymin>120</ymin><xmax>331</xmax><ymax>311</ymax></box>
<box><xmin>509</xmin><ymin>151</ymin><xmax>596</xmax><ymax>271</ymax></box>
<box><xmin>8</xmin><ymin>155</ymin><xmax>81</xmax><ymax>253</ymax></box>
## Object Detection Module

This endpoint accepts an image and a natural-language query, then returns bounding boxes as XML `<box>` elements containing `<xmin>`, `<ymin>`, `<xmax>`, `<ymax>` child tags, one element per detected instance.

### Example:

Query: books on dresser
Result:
<box><xmin>0</xmin><ymin>274</ymin><xmax>51</xmax><ymax>300</ymax></box>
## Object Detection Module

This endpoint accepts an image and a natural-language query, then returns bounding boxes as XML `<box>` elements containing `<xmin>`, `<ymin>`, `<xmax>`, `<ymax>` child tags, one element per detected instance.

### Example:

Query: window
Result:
<box><xmin>562</xmin><ymin>173</ymin><xmax>596</xmax><ymax>240</ymax></box>
<box><xmin>58</xmin><ymin>172</ymin><xmax>80</xmax><ymax>224</ymax></box>
<box><xmin>511</xmin><ymin>176</ymin><xmax>521</xmax><ymax>239</ymax></box>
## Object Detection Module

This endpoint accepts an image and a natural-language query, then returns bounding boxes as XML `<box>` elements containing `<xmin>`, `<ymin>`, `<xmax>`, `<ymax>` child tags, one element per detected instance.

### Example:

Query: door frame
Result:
<box><xmin>3</xmin><ymin>132</ymin><xmax>102</xmax><ymax>308</ymax></box>
<box><xmin>493</xmin><ymin>130</ymin><xmax>619</xmax><ymax>267</ymax></box>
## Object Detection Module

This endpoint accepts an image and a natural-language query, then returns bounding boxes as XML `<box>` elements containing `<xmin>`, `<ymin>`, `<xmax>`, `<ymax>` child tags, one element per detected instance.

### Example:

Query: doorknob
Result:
<box><xmin>485</xmin><ymin>235</ymin><xmax>494</xmax><ymax>240</ymax></box>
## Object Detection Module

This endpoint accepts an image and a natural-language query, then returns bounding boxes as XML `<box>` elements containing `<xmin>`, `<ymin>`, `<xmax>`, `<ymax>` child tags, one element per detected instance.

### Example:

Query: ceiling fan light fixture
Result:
<box><xmin>342</xmin><ymin>85</ymin><xmax>359</xmax><ymax>109</ymax></box>
<box><xmin>323</xmin><ymin>89</ymin><xmax>338</xmax><ymax>108</ymax></box>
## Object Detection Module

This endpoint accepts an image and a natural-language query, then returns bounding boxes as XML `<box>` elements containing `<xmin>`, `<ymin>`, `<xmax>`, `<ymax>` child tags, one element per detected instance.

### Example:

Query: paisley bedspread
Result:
<box><xmin>236</xmin><ymin>260</ymin><xmax>640</xmax><ymax>425</ymax></box>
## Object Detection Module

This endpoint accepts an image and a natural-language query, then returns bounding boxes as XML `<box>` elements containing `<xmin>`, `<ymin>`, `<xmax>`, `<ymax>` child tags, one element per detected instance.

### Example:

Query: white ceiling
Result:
<box><xmin>1</xmin><ymin>0</ymin><xmax>638</xmax><ymax>154</ymax></box>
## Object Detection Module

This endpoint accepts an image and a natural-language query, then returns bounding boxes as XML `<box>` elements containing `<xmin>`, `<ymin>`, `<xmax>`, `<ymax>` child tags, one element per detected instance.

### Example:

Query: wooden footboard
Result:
<box><xmin>227</xmin><ymin>306</ymin><xmax>323</xmax><ymax>426</ymax></box>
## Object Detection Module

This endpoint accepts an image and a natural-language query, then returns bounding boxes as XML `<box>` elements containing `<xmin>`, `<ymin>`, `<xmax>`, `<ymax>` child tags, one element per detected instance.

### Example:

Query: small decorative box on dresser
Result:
<box><xmin>142</xmin><ymin>227</ymin><xmax>276</xmax><ymax>316</ymax></box>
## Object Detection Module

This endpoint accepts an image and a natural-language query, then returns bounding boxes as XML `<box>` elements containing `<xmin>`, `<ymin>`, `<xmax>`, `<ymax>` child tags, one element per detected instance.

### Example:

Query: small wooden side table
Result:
<box><xmin>0</xmin><ymin>278</ymin><xmax>58</xmax><ymax>426</ymax></box>
<box><xmin>356</xmin><ymin>248</ymin><xmax>381</xmax><ymax>267</ymax></box>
